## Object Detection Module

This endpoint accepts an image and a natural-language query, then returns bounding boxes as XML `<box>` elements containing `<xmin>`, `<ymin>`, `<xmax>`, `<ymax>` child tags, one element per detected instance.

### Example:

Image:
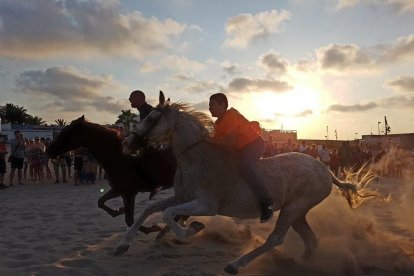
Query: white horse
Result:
<box><xmin>117</xmin><ymin>91</ymin><xmax>386</xmax><ymax>274</ymax></box>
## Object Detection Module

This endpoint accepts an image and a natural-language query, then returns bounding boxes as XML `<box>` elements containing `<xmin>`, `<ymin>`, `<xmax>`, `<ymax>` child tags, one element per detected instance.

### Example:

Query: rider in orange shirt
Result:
<box><xmin>205</xmin><ymin>93</ymin><xmax>274</xmax><ymax>223</ymax></box>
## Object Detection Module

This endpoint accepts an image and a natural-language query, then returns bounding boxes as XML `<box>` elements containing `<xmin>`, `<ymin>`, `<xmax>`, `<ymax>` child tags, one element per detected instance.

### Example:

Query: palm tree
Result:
<box><xmin>54</xmin><ymin>118</ymin><xmax>68</xmax><ymax>126</ymax></box>
<box><xmin>26</xmin><ymin>115</ymin><xmax>46</xmax><ymax>125</ymax></box>
<box><xmin>115</xmin><ymin>109</ymin><xmax>138</xmax><ymax>132</ymax></box>
<box><xmin>0</xmin><ymin>103</ymin><xmax>28</xmax><ymax>124</ymax></box>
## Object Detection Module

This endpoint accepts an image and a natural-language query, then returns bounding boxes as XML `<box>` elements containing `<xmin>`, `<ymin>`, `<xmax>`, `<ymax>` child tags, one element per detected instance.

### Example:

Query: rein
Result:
<box><xmin>132</xmin><ymin>109</ymin><xmax>205</xmax><ymax>158</ymax></box>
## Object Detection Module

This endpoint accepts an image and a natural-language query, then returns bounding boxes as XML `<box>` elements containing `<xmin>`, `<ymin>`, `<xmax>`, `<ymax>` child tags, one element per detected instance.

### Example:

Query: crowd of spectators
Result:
<box><xmin>262</xmin><ymin>137</ymin><xmax>413</xmax><ymax>178</ymax></box>
<box><xmin>0</xmin><ymin>130</ymin><xmax>102</xmax><ymax>189</ymax></box>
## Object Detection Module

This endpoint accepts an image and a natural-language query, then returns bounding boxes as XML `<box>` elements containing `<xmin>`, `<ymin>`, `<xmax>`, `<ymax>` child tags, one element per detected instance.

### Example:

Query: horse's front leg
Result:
<box><xmin>115</xmin><ymin>196</ymin><xmax>180</xmax><ymax>256</ymax></box>
<box><xmin>163</xmin><ymin>199</ymin><xmax>214</xmax><ymax>239</ymax></box>
<box><xmin>98</xmin><ymin>188</ymin><xmax>123</xmax><ymax>217</ymax></box>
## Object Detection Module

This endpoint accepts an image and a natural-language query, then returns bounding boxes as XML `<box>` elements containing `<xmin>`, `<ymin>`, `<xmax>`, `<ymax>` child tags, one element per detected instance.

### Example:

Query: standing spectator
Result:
<box><xmin>263</xmin><ymin>136</ymin><xmax>275</xmax><ymax>157</ymax></box>
<box><xmin>25</xmin><ymin>139</ymin><xmax>35</xmax><ymax>181</ymax></box>
<box><xmin>51</xmin><ymin>155</ymin><xmax>67</xmax><ymax>183</ymax></box>
<box><xmin>83</xmin><ymin>151</ymin><xmax>97</xmax><ymax>184</ymax></box>
<box><xmin>339</xmin><ymin>141</ymin><xmax>351</xmax><ymax>175</ymax></box>
<box><xmin>9</xmin><ymin>130</ymin><xmax>26</xmax><ymax>186</ymax></box>
<box><xmin>73</xmin><ymin>148</ymin><xmax>84</xmax><ymax>185</ymax></box>
<box><xmin>330</xmin><ymin>148</ymin><xmax>340</xmax><ymax>177</ymax></box>
<box><xmin>41</xmin><ymin>137</ymin><xmax>52</xmax><ymax>179</ymax></box>
<box><xmin>63</xmin><ymin>151</ymin><xmax>72</xmax><ymax>178</ymax></box>
<box><xmin>0</xmin><ymin>138</ymin><xmax>9</xmax><ymax>189</ymax></box>
<box><xmin>31</xmin><ymin>137</ymin><xmax>45</xmax><ymax>182</ymax></box>
<box><xmin>298</xmin><ymin>141</ymin><xmax>308</xmax><ymax>153</ymax></box>
<box><xmin>319</xmin><ymin>144</ymin><xmax>331</xmax><ymax>166</ymax></box>
<box><xmin>308</xmin><ymin>144</ymin><xmax>319</xmax><ymax>159</ymax></box>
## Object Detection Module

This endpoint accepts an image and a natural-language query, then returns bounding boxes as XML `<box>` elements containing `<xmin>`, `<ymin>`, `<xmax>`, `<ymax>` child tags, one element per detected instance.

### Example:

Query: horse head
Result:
<box><xmin>46</xmin><ymin>115</ymin><xmax>86</xmax><ymax>158</ymax></box>
<box><xmin>124</xmin><ymin>91</ymin><xmax>176</xmax><ymax>154</ymax></box>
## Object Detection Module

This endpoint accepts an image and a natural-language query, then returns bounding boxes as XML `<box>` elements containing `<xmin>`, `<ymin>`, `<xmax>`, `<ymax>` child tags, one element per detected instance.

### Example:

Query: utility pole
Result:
<box><xmin>326</xmin><ymin>125</ymin><xmax>329</xmax><ymax>140</ymax></box>
<box><xmin>377</xmin><ymin>121</ymin><xmax>381</xmax><ymax>135</ymax></box>
<box><xmin>335</xmin><ymin>129</ymin><xmax>338</xmax><ymax>140</ymax></box>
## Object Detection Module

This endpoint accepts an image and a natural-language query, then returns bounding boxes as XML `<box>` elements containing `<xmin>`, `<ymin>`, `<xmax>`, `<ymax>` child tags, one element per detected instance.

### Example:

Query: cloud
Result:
<box><xmin>185</xmin><ymin>80</ymin><xmax>223</xmax><ymax>94</ymax></box>
<box><xmin>379</xmin><ymin>95</ymin><xmax>414</xmax><ymax>108</ymax></box>
<box><xmin>224</xmin><ymin>9</ymin><xmax>291</xmax><ymax>49</ymax></box>
<box><xmin>378</xmin><ymin>35</ymin><xmax>414</xmax><ymax>63</ymax></box>
<box><xmin>327</xmin><ymin>93</ymin><xmax>414</xmax><ymax>113</ymax></box>
<box><xmin>296</xmin><ymin>109</ymin><xmax>313</xmax><ymax>117</ymax></box>
<box><xmin>327</xmin><ymin>102</ymin><xmax>378</xmax><ymax>112</ymax></box>
<box><xmin>193</xmin><ymin>101</ymin><xmax>209</xmax><ymax>110</ymax></box>
<box><xmin>385</xmin><ymin>76</ymin><xmax>414</xmax><ymax>93</ymax></box>
<box><xmin>317</xmin><ymin>44</ymin><xmax>374</xmax><ymax>71</ymax></box>
<box><xmin>316</xmin><ymin>35</ymin><xmax>414</xmax><ymax>73</ymax></box>
<box><xmin>0</xmin><ymin>0</ymin><xmax>189</xmax><ymax>59</ymax></box>
<box><xmin>221</xmin><ymin>60</ymin><xmax>240</xmax><ymax>75</ymax></box>
<box><xmin>259</xmin><ymin>51</ymin><xmax>289</xmax><ymax>74</ymax></box>
<box><xmin>335</xmin><ymin>0</ymin><xmax>414</xmax><ymax>12</ymax></box>
<box><xmin>274</xmin><ymin>109</ymin><xmax>313</xmax><ymax>117</ymax></box>
<box><xmin>227</xmin><ymin>77</ymin><xmax>292</xmax><ymax>93</ymax></box>
<box><xmin>139</xmin><ymin>55</ymin><xmax>205</xmax><ymax>74</ymax></box>
<box><xmin>15</xmin><ymin>66</ymin><xmax>125</xmax><ymax>113</ymax></box>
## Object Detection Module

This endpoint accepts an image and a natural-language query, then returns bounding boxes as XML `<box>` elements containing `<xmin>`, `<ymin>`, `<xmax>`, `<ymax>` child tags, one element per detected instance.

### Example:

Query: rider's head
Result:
<box><xmin>209</xmin><ymin>93</ymin><xmax>228</xmax><ymax>118</ymax></box>
<box><xmin>129</xmin><ymin>90</ymin><xmax>146</xmax><ymax>109</ymax></box>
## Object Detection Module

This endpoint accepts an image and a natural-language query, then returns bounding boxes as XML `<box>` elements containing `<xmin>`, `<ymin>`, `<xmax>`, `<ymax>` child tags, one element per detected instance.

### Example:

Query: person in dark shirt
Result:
<box><xmin>128</xmin><ymin>90</ymin><xmax>163</xmax><ymax>199</ymax></box>
<box><xmin>129</xmin><ymin>90</ymin><xmax>154</xmax><ymax>121</ymax></box>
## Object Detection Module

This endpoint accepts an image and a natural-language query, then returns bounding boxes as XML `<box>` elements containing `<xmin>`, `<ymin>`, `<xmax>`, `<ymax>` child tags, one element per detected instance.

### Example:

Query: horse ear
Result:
<box><xmin>80</xmin><ymin>115</ymin><xmax>85</xmax><ymax>121</ymax></box>
<box><xmin>159</xmin><ymin>91</ymin><xmax>165</xmax><ymax>106</ymax></box>
<box><xmin>166</xmin><ymin>97</ymin><xmax>171</xmax><ymax>105</ymax></box>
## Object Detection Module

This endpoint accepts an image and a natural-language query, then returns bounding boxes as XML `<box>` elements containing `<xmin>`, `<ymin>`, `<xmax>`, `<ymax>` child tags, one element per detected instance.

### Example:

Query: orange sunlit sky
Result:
<box><xmin>1</xmin><ymin>0</ymin><xmax>413</xmax><ymax>140</ymax></box>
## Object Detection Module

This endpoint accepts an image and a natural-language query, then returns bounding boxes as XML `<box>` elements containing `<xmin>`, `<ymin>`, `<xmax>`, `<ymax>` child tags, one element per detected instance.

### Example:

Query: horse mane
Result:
<box><xmin>170</xmin><ymin>102</ymin><xmax>214</xmax><ymax>133</ymax></box>
<box><xmin>82</xmin><ymin>120</ymin><xmax>122</xmax><ymax>143</ymax></box>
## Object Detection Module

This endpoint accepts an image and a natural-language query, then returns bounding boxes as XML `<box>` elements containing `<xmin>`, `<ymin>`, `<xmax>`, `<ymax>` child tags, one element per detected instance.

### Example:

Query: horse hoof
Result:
<box><xmin>115</xmin><ymin>243</ymin><xmax>130</xmax><ymax>256</ymax></box>
<box><xmin>224</xmin><ymin>263</ymin><xmax>239</xmax><ymax>274</ymax></box>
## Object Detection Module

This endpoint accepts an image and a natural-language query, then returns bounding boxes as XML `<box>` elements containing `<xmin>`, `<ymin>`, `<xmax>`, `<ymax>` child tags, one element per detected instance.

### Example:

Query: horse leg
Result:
<box><xmin>163</xmin><ymin>199</ymin><xmax>212</xmax><ymax>239</ymax></box>
<box><xmin>155</xmin><ymin>215</ymin><xmax>191</xmax><ymax>240</ymax></box>
<box><xmin>98</xmin><ymin>189</ymin><xmax>123</xmax><ymax>217</ymax></box>
<box><xmin>291</xmin><ymin>214</ymin><xmax>318</xmax><ymax>260</ymax></box>
<box><xmin>224</xmin><ymin>206</ymin><xmax>308</xmax><ymax>275</ymax></box>
<box><xmin>121</xmin><ymin>194</ymin><xmax>163</xmax><ymax>234</ymax></box>
<box><xmin>115</xmin><ymin>196</ymin><xmax>180</xmax><ymax>256</ymax></box>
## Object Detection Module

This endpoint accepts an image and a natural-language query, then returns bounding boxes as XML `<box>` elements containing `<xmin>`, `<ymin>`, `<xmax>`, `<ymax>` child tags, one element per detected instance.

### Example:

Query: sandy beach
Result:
<box><xmin>0</xmin><ymin>165</ymin><xmax>413</xmax><ymax>276</ymax></box>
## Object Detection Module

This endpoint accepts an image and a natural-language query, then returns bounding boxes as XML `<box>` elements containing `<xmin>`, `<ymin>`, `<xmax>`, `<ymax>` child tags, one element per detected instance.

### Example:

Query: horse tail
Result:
<box><xmin>331</xmin><ymin>169</ymin><xmax>390</xmax><ymax>209</ymax></box>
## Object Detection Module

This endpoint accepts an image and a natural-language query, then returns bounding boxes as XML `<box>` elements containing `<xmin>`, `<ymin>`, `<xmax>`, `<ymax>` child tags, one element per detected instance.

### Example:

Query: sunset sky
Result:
<box><xmin>1</xmin><ymin>0</ymin><xmax>413</xmax><ymax>140</ymax></box>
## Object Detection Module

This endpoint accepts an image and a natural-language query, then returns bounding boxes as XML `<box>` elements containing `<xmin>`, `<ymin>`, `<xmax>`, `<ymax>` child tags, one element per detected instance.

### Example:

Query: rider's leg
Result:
<box><xmin>239</xmin><ymin>137</ymin><xmax>274</xmax><ymax>223</ymax></box>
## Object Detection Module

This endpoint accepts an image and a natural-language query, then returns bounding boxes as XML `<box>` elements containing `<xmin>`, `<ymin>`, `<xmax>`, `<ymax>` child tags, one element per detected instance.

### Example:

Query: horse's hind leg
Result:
<box><xmin>224</xmin><ymin>206</ymin><xmax>307</xmax><ymax>274</ymax></box>
<box><xmin>291</xmin><ymin>214</ymin><xmax>318</xmax><ymax>259</ymax></box>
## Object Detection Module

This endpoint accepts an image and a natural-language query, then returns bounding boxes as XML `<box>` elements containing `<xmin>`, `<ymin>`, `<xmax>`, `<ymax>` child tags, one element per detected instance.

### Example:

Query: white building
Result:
<box><xmin>0</xmin><ymin>122</ymin><xmax>63</xmax><ymax>143</ymax></box>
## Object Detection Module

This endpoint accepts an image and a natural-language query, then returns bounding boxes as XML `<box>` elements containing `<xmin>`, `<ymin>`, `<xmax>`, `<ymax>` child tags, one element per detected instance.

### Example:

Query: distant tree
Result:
<box><xmin>0</xmin><ymin>103</ymin><xmax>28</xmax><ymax>124</ymax></box>
<box><xmin>55</xmin><ymin>118</ymin><xmax>68</xmax><ymax>126</ymax></box>
<box><xmin>26</xmin><ymin>115</ymin><xmax>46</xmax><ymax>125</ymax></box>
<box><xmin>115</xmin><ymin>109</ymin><xmax>138</xmax><ymax>131</ymax></box>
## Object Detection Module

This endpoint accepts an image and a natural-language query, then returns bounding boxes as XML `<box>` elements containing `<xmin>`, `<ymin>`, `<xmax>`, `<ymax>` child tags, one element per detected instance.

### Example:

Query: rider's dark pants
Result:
<box><xmin>239</xmin><ymin>136</ymin><xmax>273</xmax><ymax>206</ymax></box>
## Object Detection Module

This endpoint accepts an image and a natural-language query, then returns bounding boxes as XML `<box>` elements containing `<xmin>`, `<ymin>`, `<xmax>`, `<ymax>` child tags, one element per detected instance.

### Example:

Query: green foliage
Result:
<box><xmin>115</xmin><ymin>109</ymin><xmax>138</xmax><ymax>131</ymax></box>
<box><xmin>0</xmin><ymin>103</ymin><xmax>28</xmax><ymax>124</ymax></box>
<box><xmin>54</xmin><ymin>118</ymin><xmax>68</xmax><ymax>126</ymax></box>
<box><xmin>0</xmin><ymin>103</ymin><xmax>45</xmax><ymax>125</ymax></box>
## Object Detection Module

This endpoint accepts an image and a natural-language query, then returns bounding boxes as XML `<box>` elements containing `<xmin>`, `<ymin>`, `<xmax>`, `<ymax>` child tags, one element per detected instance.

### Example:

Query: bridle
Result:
<box><xmin>130</xmin><ymin>107</ymin><xmax>206</xmax><ymax>158</ymax></box>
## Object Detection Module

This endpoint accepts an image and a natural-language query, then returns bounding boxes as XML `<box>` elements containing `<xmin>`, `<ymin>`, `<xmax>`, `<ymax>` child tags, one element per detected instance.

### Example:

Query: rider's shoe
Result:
<box><xmin>260</xmin><ymin>204</ymin><xmax>274</xmax><ymax>223</ymax></box>
<box><xmin>149</xmin><ymin>185</ymin><xmax>163</xmax><ymax>200</ymax></box>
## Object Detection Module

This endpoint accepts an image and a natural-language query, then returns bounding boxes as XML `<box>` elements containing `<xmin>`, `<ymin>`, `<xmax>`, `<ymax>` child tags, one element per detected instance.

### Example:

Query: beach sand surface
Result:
<box><xmin>0</xmin><ymin>168</ymin><xmax>413</xmax><ymax>276</ymax></box>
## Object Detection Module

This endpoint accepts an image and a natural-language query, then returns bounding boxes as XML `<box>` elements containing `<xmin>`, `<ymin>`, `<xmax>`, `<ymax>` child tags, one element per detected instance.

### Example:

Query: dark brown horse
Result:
<box><xmin>46</xmin><ymin>116</ymin><xmax>177</xmax><ymax>234</ymax></box>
